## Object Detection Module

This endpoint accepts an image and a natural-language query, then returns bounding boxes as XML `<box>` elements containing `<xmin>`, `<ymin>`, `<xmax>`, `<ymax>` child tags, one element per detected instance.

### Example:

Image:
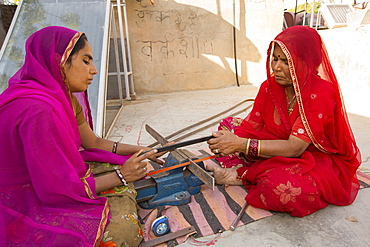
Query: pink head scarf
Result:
<box><xmin>0</xmin><ymin>26</ymin><xmax>128</xmax><ymax>246</ymax></box>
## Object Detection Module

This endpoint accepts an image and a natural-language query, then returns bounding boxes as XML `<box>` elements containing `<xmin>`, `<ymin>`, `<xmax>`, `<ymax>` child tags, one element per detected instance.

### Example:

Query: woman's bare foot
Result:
<box><xmin>206</xmin><ymin>164</ymin><xmax>243</xmax><ymax>186</ymax></box>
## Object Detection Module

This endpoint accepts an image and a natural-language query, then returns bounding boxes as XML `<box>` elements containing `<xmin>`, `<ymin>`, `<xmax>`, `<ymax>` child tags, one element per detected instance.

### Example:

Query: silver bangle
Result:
<box><xmin>115</xmin><ymin>169</ymin><xmax>128</xmax><ymax>186</ymax></box>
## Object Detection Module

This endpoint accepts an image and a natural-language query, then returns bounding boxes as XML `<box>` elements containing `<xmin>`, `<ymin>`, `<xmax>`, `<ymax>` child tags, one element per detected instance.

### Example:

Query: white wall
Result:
<box><xmin>125</xmin><ymin>0</ymin><xmax>284</xmax><ymax>94</ymax></box>
<box><xmin>319</xmin><ymin>25</ymin><xmax>370</xmax><ymax>118</ymax></box>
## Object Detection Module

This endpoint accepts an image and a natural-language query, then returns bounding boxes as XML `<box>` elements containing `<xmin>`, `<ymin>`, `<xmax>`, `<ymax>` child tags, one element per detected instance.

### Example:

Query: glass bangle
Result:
<box><xmin>115</xmin><ymin>169</ymin><xmax>128</xmax><ymax>186</ymax></box>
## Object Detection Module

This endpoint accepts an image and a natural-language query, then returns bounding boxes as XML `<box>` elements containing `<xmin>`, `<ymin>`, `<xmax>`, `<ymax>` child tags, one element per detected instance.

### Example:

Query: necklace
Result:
<box><xmin>287</xmin><ymin>95</ymin><xmax>296</xmax><ymax>115</ymax></box>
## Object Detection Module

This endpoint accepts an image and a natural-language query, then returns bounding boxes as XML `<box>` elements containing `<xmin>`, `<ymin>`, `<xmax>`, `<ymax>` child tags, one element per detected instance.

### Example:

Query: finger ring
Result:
<box><xmin>215</xmin><ymin>149</ymin><xmax>219</xmax><ymax>154</ymax></box>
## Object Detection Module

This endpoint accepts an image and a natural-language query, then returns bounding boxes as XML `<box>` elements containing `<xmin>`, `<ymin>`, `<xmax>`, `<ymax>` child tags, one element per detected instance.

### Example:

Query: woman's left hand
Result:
<box><xmin>144</xmin><ymin>141</ymin><xmax>175</xmax><ymax>165</ymax></box>
<box><xmin>207</xmin><ymin>130</ymin><xmax>246</xmax><ymax>156</ymax></box>
<box><xmin>205</xmin><ymin>163</ymin><xmax>243</xmax><ymax>186</ymax></box>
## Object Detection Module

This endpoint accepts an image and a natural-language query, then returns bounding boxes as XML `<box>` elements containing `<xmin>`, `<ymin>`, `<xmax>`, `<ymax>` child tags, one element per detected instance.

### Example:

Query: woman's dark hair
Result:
<box><xmin>65</xmin><ymin>33</ymin><xmax>88</xmax><ymax>65</ymax></box>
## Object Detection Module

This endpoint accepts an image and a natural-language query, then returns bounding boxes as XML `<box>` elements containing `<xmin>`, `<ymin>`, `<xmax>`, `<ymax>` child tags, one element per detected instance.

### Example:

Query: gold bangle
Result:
<box><xmin>245</xmin><ymin>138</ymin><xmax>251</xmax><ymax>154</ymax></box>
<box><xmin>257</xmin><ymin>140</ymin><xmax>261</xmax><ymax>157</ymax></box>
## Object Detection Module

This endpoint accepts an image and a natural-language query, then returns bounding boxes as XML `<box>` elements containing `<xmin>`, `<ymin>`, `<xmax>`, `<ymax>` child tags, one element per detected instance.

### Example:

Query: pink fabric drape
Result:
<box><xmin>0</xmin><ymin>26</ymin><xmax>129</xmax><ymax>246</ymax></box>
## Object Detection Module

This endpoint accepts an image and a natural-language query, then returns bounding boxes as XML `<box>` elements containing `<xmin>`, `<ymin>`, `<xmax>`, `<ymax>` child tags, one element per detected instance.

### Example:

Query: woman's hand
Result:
<box><xmin>207</xmin><ymin>130</ymin><xmax>246</xmax><ymax>156</ymax></box>
<box><xmin>119</xmin><ymin>149</ymin><xmax>157</xmax><ymax>183</ymax></box>
<box><xmin>95</xmin><ymin>149</ymin><xmax>157</xmax><ymax>193</ymax></box>
<box><xmin>206</xmin><ymin>163</ymin><xmax>243</xmax><ymax>186</ymax></box>
<box><xmin>142</xmin><ymin>141</ymin><xmax>175</xmax><ymax>165</ymax></box>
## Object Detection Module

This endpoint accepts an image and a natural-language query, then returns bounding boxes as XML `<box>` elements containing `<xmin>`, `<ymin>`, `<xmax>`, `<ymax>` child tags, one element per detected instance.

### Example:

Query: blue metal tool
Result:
<box><xmin>134</xmin><ymin>153</ymin><xmax>205</xmax><ymax>209</ymax></box>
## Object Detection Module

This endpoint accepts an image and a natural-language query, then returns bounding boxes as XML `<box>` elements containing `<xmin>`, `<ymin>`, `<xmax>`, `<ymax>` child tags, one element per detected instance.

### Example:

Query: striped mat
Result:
<box><xmin>357</xmin><ymin>169</ymin><xmax>370</xmax><ymax>189</ymax></box>
<box><xmin>138</xmin><ymin>150</ymin><xmax>272</xmax><ymax>246</ymax></box>
<box><xmin>139</xmin><ymin>150</ymin><xmax>370</xmax><ymax>247</ymax></box>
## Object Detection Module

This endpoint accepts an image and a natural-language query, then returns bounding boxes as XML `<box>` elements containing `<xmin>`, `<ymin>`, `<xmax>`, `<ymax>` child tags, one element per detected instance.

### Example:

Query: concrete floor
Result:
<box><xmin>107</xmin><ymin>84</ymin><xmax>370</xmax><ymax>247</ymax></box>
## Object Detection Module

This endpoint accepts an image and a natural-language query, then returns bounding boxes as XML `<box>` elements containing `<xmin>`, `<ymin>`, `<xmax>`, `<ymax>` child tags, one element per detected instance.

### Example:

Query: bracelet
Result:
<box><xmin>245</xmin><ymin>138</ymin><xmax>251</xmax><ymax>154</ymax></box>
<box><xmin>248</xmin><ymin>139</ymin><xmax>259</xmax><ymax>158</ymax></box>
<box><xmin>245</xmin><ymin>138</ymin><xmax>261</xmax><ymax>160</ymax></box>
<box><xmin>115</xmin><ymin>169</ymin><xmax>128</xmax><ymax>186</ymax></box>
<box><xmin>112</xmin><ymin>141</ymin><xmax>118</xmax><ymax>154</ymax></box>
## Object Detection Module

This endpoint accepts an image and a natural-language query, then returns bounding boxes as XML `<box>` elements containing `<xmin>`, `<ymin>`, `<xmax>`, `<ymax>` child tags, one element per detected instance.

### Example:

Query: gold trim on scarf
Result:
<box><xmin>81</xmin><ymin>166</ymin><xmax>110</xmax><ymax>245</ymax></box>
<box><xmin>273</xmin><ymin>41</ymin><xmax>330</xmax><ymax>154</ymax></box>
<box><xmin>60</xmin><ymin>32</ymin><xmax>84</xmax><ymax>95</ymax></box>
<box><xmin>61</xmin><ymin>32</ymin><xmax>83</xmax><ymax>67</ymax></box>
<box><xmin>94</xmin><ymin>199</ymin><xmax>110</xmax><ymax>246</ymax></box>
<box><xmin>80</xmin><ymin>166</ymin><xmax>95</xmax><ymax>199</ymax></box>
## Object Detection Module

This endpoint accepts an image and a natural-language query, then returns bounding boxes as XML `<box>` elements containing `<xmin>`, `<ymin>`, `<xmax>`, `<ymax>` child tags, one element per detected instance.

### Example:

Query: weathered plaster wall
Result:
<box><xmin>318</xmin><ymin>25</ymin><xmax>370</xmax><ymax>118</ymax></box>
<box><xmin>125</xmin><ymin>0</ymin><xmax>284</xmax><ymax>94</ymax></box>
<box><xmin>118</xmin><ymin>1</ymin><xmax>370</xmax><ymax>118</ymax></box>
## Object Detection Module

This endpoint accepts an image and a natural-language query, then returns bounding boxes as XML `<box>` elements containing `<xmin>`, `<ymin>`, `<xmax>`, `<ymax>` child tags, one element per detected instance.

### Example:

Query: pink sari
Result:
<box><xmin>220</xmin><ymin>26</ymin><xmax>361</xmax><ymax>217</ymax></box>
<box><xmin>0</xmin><ymin>27</ymin><xmax>129</xmax><ymax>246</ymax></box>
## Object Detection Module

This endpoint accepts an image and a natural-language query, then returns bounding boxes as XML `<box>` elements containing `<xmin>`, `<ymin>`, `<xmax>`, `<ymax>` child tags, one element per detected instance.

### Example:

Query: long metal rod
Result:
<box><xmin>310</xmin><ymin>0</ymin><xmax>316</xmax><ymax>28</ymax></box>
<box><xmin>104</xmin><ymin>101</ymin><xmax>125</xmax><ymax>138</ymax></box>
<box><xmin>230</xmin><ymin>201</ymin><xmax>248</xmax><ymax>231</ymax></box>
<box><xmin>121</xmin><ymin>0</ymin><xmax>136</xmax><ymax>97</ymax></box>
<box><xmin>97</xmin><ymin>0</ymin><xmax>112</xmax><ymax>137</ymax></box>
<box><xmin>140</xmin><ymin>226</ymin><xmax>196</xmax><ymax>247</ymax></box>
<box><xmin>116</xmin><ymin>0</ymin><xmax>131</xmax><ymax>100</ymax></box>
<box><xmin>232</xmin><ymin>0</ymin><xmax>240</xmax><ymax>87</ymax></box>
<box><xmin>170</xmin><ymin>104</ymin><xmax>253</xmax><ymax>143</ymax></box>
<box><xmin>148</xmin><ymin>99</ymin><xmax>254</xmax><ymax>147</ymax></box>
<box><xmin>302</xmin><ymin>0</ymin><xmax>308</xmax><ymax>26</ymax></box>
<box><xmin>315</xmin><ymin>9</ymin><xmax>321</xmax><ymax>30</ymax></box>
<box><xmin>141</xmin><ymin>135</ymin><xmax>214</xmax><ymax>155</ymax></box>
<box><xmin>111</xmin><ymin>5</ymin><xmax>124</xmax><ymax>106</ymax></box>
<box><xmin>0</xmin><ymin>0</ymin><xmax>23</xmax><ymax>60</ymax></box>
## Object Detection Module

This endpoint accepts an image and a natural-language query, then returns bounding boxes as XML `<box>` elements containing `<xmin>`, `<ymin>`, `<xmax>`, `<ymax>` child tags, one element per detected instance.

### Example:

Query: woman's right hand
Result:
<box><xmin>119</xmin><ymin>149</ymin><xmax>157</xmax><ymax>183</ymax></box>
<box><xmin>207</xmin><ymin>130</ymin><xmax>246</xmax><ymax>156</ymax></box>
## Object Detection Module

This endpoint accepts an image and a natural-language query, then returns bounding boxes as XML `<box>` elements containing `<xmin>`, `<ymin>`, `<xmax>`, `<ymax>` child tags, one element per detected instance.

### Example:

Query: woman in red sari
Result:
<box><xmin>207</xmin><ymin>26</ymin><xmax>361</xmax><ymax>217</ymax></box>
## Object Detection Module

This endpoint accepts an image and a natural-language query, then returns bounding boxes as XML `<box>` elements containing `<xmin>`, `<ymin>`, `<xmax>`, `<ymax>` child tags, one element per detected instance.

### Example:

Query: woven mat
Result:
<box><xmin>357</xmin><ymin>169</ymin><xmax>370</xmax><ymax>189</ymax></box>
<box><xmin>138</xmin><ymin>150</ymin><xmax>370</xmax><ymax>247</ymax></box>
<box><xmin>138</xmin><ymin>150</ymin><xmax>272</xmax><ymax>246</ymax></box>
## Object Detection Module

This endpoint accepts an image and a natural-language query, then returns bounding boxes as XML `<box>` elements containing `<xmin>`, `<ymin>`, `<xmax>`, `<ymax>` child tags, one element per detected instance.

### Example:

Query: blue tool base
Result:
<box><xmin>137</xmin><ymin>153</ymin><xmax>204</xmax><ymax>209</ymax></box>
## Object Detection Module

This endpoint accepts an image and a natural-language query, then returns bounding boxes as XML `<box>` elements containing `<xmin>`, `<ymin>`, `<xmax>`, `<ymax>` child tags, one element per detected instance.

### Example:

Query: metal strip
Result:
<box><xmin>96</xmin><ymin>0</ymin><xmax>111</xmax><ymax>137</ymax></box>
<box><xmin>139</xmin><ymin>226</ymin><xmax>196</xmax><ymax>247</ymax></box>
<box><xmin>230</xmin><ymin>201</ymin><xmax>248</xmax><ymax>231</ymax></box>
<box><xmin>148</xmin><ymin>99</ymin><xmax>254</xmax><ymax>147</ymax></box>
<box><xmin>141</xmin><ymin>135</ymin><xmax>214</xmax><ymax>155</ymax></box>
<box><xmin>145</xmin><ymin>124</ymin><xmax>170</xmax><ymax>146</ymax></box>
<box><xmin>145</xmin><ymin>155</ymin><xmax>215</xmax><ymax>177</ymax></box>
<box><xmin>186</xmin><ymin>157</ymin><xmax>214</xmax><ymax>191</ymax></box>
<box><xmin>0</xmin><ymin>0</ymin><xmax>23</xmax><ymax>60</ymax></box>
<box><xmin>145</xmin><ymin>124</ymin><xmax>215</xmax><ymax>190</ymax></box>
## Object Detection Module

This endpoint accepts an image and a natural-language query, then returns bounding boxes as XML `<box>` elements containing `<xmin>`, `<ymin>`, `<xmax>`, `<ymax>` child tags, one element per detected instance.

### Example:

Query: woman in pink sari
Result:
<box><xmin>207</xmin><ymin>26</ymin><xmax>361</xmax><ymax>217</ymax></box>
<box><xmin>0</xmin><ymin>26</ymin><xmax>164</xmax><ymax>246</ymax></box>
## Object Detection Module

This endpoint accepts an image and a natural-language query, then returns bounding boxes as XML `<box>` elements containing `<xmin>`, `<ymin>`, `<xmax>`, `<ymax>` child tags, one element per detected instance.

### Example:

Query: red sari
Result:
<box><xmin>221</xmin><ymin>26</ymin><xmax>361</xmax><ymax>217</ymax></box>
